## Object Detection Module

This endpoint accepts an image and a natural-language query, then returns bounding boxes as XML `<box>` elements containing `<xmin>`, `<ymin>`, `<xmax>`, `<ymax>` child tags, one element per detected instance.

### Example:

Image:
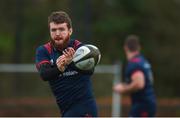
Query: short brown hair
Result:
<box><xmin>124</xmin><ymin>34</ymin><xmax>141</xmax><ymax>52</ymax></box>
<box><xmin>48</xmin><ymin>11</ymin><xmax>72</xmax><ymax>29</ymax></box>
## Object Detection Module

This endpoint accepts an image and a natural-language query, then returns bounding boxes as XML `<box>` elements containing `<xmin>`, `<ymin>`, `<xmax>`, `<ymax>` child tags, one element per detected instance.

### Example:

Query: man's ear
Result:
<box><xmin>69</xmin><ymin>28</ymin><xmax>73</xmax><ymax>35</ymax></box>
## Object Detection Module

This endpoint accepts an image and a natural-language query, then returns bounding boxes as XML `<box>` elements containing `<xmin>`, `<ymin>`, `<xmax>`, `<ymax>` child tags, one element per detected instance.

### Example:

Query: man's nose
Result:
<box><xmin>56</xmin><ymin>30</ymin><xmax>61</xmax><ymax>36</ymax></box>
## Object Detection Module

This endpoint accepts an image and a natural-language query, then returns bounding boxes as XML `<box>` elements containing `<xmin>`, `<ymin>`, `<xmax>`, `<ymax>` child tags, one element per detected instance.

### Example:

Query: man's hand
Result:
<box><xmin>62</xmin><ymin>47</ymin><xmax>75</xmax><ymax>65</ymax></box>
<box><xmin>113</xmin><ymin>83</ymin><xmax>126</xmax><ymax>94</ymax></box>
<box><xmin>56</xmin><ymin>55</ymin><xmax>66</xmax><ymax>72</ymax></box>
<box><xmin>56</xmin><ymin>47</ymin><xmax>75</xmax><ymax>72</ymax></box>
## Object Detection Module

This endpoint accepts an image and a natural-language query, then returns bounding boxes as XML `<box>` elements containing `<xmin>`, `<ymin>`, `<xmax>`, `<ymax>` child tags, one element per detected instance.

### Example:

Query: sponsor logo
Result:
<box><xmin>58</xmin><ymin>70</ymin><xmax>78</xmax><ymax>78</ymax></box>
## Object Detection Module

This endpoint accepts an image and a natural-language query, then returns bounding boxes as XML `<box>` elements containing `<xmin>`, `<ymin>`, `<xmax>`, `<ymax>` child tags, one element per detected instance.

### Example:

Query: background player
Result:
<box><xmin>113</xmin><ymin>35</ymin><xmax>157</xmax><ymax>117</ymax></box>
<box><xmin>35</xmin><ymin>11</ymin><xmax>97</xmax><ymax>117</ymax></box>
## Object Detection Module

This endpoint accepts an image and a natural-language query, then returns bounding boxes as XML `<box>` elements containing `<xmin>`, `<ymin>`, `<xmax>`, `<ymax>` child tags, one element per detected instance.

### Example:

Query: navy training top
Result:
<box><xmin>35</xmin><ymin>39</ymin><xmax>95</xmax><ymax>112</ymax></box>
<box><xmin>125</xmin><ymin>54</ymin><xmax>156</xmax><ymax>105</ymax></box>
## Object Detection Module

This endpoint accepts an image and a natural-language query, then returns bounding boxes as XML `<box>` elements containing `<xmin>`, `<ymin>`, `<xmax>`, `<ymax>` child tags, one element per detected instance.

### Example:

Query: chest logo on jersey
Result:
<box><xmin>58</xmin><ymin>70</ymin><xmax>78</xmax><ymax>78</ymax></box>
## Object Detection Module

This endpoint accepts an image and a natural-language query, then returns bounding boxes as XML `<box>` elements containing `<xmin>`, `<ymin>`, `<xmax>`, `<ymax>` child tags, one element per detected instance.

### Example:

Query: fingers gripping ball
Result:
<box><xmin>72</xmin><ymin>44</ymin><xmax>101</xmax><ymax>71</ymax></box>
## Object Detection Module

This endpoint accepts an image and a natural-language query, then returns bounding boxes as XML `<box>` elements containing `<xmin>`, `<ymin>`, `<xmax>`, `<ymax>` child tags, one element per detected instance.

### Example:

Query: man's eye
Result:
<box><xmin>51</xmin><ymin>29</ymin><xmax>56</xmax><ymax>32</ymax></box>
<box><xmin>59</xmin><ymin>28</ymin><xmax>65</xmax><ymax>31</ymax></box>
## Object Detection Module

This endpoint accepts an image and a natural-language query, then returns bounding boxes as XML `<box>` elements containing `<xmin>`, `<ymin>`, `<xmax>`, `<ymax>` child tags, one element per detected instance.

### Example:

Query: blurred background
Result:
<box><xmin>0</xmin><ymin>0</ymin><xmax>180</xmax><ymax>116</ymax></box>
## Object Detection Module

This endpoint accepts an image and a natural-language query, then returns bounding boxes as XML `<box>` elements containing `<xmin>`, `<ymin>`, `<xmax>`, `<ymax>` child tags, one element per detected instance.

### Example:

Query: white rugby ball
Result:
<box><xmin>72</xmin><ymin>44</ymin><xmax>101</xmax><ymax>70</ymax></box>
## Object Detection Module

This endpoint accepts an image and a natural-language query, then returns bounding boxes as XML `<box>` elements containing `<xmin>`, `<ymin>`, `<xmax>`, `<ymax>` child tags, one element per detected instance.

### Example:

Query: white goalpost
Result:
<box><xmin>0</xmin><ymin>63</ymin><xmax>121</xmax><ymax>117</ymax></box>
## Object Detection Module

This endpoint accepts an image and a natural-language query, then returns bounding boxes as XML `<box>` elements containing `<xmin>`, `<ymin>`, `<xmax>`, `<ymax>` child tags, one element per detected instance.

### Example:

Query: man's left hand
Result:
<box><xmin>63</xmin><ymin>47</ymin><xmax>75</xmax><ymax>65</ymax></box>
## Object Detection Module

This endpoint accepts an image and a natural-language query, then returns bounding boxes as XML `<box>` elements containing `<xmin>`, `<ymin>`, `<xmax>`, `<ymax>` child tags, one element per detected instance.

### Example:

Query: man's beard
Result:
<box><xmin>51</xmin><ymin>35</ymin><xmax>70</xmax><ymax>50</ymax></box>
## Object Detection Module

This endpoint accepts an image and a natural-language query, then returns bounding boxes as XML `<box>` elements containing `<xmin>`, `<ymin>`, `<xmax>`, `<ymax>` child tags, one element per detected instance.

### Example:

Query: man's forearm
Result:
<box><xmin>123</xmin><ymin>83</ymin><xmax>140</xmax><ymax>93</ymax></box>
<box><xmin>39</xmin><ymin>64</ymin><xmax>62</xmax><ymax>81</ymax></box>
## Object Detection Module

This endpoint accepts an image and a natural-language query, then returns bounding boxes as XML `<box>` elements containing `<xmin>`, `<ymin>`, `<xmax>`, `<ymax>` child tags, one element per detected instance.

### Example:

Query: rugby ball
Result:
<box><xmin>72</xmin><ymin>44</ymin><xmax>101</xmax><ymax>70</ymax></box>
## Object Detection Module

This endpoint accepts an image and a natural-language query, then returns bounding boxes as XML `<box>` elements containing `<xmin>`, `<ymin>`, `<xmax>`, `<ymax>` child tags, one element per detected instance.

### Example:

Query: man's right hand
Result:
<box><xmin>56</xmin><ymin>55</ymin><xmax>66</xmax><ymax>72</ymax></box>
<box><xmin>113</xmin><ymin>83</ymin><xmax>126</xmax><ymax>94</ymax></box>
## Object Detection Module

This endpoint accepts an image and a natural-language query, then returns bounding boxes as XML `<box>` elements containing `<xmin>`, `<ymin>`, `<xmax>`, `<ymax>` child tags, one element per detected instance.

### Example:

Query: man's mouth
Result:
<box><xmin>55</xmin><ymin>37</ymin><xmax>62</xmax><ymax>41</ymax></box>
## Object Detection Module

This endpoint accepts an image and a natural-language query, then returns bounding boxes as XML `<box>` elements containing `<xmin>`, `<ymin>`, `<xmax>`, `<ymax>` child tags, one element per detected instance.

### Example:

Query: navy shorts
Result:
<box><xmin>61</xmin><ymin>98</ymin><xmax>98</xmax><ymax>117</ymax></box>
<box><xmin>129</xmin><ymin>102</ymin><xmax>156</xmax><ymax>117</ymax></box>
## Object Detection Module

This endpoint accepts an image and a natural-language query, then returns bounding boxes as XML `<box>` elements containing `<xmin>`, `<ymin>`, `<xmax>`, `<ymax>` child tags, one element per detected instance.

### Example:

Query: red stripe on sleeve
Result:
<box><xmin>36</xmin><ymin>60</ymin><xmax>50</xmax><ymax>69</ymax></box>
